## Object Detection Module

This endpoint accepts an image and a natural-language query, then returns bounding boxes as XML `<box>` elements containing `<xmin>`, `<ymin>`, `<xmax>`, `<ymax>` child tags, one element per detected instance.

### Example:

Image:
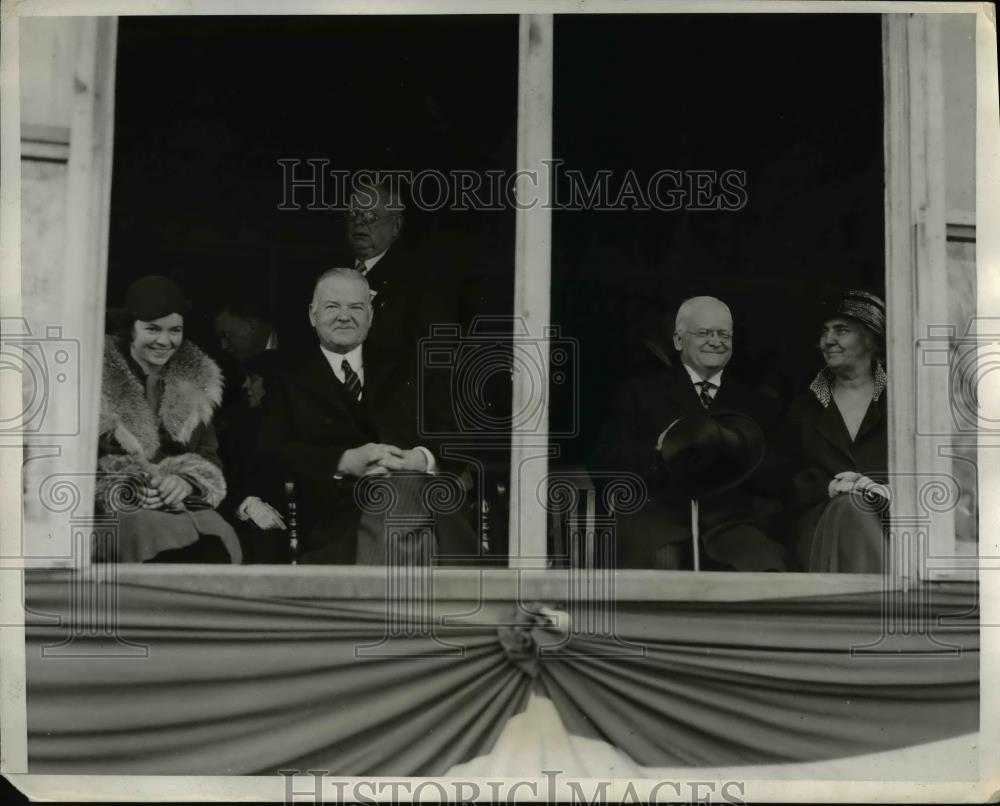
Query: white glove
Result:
<box><xmin>828</xmin><ymin>471</ymin><xmax>891</xmax><ymax>502</ymax></box>
<box><xmin>237</xmin><ymin>496</ymin><xmax>287</xmax><ymax>530</ymax></box>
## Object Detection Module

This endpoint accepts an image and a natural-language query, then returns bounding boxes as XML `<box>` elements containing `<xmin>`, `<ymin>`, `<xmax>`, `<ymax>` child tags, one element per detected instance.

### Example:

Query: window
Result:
<box><xmin>13</xmin><ymin>11</ymin><xmax>983</xmax><ymax>590</ymax></box>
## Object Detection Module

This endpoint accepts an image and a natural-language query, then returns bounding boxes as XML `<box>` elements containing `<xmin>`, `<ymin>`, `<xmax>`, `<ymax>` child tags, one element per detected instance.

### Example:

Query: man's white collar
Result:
<box><xmin>681</xmin><ymin>362</ymin><xmax>724</xmax><ymax>387</ymax></box>
<box><xmin>320</xmin><ymin>343</ymin><xmax>363</xmax><ymax>373</ymax></box>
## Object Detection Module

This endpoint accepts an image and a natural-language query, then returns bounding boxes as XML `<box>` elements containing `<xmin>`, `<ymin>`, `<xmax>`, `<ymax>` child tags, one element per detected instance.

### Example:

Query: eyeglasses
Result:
<box><xmin>686</xmin><ymin>329</ymin><xmax>733</xmax><ymax>342</ymax></box>
<box><xmin>345</xmin><ymin>209</ymin><xmax>401</xmax><ymax>225</ymax></box>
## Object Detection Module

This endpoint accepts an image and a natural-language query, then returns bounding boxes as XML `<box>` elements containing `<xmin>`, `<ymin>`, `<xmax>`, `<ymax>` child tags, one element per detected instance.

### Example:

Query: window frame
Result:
<box><xmin>26</xmin><ymin>10</ymin><xmax>984</xmax><ymax>594</ymax></box>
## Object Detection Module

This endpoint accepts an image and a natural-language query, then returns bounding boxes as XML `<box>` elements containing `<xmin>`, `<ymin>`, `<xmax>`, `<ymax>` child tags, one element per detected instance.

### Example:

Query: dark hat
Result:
<box><xmin>827</xmin><ymin>290</ymin><xmax>885</xmax><ymax>340</ymax></box>
<box><xmin>115</xmin><ymin>275</ymin><xmax>189</xmax><ymax>322</ymax></box>
<box><xmin>659</xmin><ymin>411</ymin><xmax>765</xmax><ymax>498</ymax></box>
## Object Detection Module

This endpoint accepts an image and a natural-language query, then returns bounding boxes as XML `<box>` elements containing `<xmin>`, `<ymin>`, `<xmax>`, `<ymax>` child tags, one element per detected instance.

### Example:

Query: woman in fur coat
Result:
<box><xmin>96</xmin><ymin>275</ymin><xmax>242</xmax><ymax>563</ymax></box>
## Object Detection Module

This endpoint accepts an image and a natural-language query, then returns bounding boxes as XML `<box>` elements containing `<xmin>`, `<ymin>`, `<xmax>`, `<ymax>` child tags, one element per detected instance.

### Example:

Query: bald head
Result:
<box><xmin>672</xmin><ymin>296</ymin><xmax>734</xmax><ymax>380</ymax></box>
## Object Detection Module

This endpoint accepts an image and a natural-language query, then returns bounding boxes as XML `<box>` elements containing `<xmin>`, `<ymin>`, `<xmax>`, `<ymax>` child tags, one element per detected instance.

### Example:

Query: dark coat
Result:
<box><xmin>361</xmin><ymin>244</ymin><xmax>465</xmax><ymax>356</ymax></box>
<box><xmin>786</xmin><ymin>369</ymin><xmax>889</xmax><ymax>571</ymax></box>
<box><xmin>216</xmin><ymin>349</ymin><xmax>291</xmax><ymax>563</ymax></box>
<box><xmin>787</xmin><ymin>373</ymin><xmax>888</xmax><ymax>509</ymax></box>
<box><xmin>590</xmin><ymin>365</ymin><xmax>787</xmax><ymax>569</ymax></box>
<box><xmin>258</xmin><ymin>342</ymin><xmax>474</xmax><ymax>564</ymax></box>
<box><xmin>218</xmin><ymin>349</ymin><xmax>288</xmax><ymax>515</ymax></box>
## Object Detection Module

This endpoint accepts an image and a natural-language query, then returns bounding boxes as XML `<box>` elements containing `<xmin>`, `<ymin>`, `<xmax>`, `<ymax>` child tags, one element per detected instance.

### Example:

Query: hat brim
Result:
<box><xmin>105</xmin><ymin>301</ymin><xmax>191</xmax><ymax>330</ymax></box>
<box><xmin>660</xmin><ymin>410</ymin><xmax>765</xmax><ymax>498</ymax></box>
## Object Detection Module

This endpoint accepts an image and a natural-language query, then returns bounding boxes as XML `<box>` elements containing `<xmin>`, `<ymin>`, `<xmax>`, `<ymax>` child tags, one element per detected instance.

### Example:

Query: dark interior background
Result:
<box><xmin>108</xmin><ymin>15</ymin><xmax>518</xmax><ymax>359</ymax></box>
<box><xmin>109</xmin><ymin>13</ymin><xmax>885</xmax><ymax>470</ymax></box>
<box><xmin>550</xmin><ymin>14</ymin><xmax>885</xmax><ymax>464</ymax></box>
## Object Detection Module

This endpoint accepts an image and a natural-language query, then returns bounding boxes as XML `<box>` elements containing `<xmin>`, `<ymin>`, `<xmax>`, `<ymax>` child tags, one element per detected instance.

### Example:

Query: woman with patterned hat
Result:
<box><xmin>788</xmin><ymin>290</ymin><xmax>890</xmax><ymax>573</ymax></box>
<box><xmin>95</xmin><ymin>275</ymin><xmax>242</xmax><ymax>563</ymax></box>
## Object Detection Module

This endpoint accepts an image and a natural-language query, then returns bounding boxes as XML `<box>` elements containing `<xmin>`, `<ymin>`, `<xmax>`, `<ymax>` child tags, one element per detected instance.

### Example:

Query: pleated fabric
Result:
<box><xmin>24</xmin><ymin>573</ymin><xmax>977</xmax><ymax>775</ymax></box>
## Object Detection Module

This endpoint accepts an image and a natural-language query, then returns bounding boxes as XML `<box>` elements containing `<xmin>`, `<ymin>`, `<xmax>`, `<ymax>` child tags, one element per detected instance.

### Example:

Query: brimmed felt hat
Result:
<box><xmin>659</xmin><ymin>411</ymin><xmax>765</xmax><ymax>498</ymax></box>
<box><xmin>109</xmin><ymin>275</ymin><xmax>190</xmax><ymax>325</ymax></box>
<box><xmin>826</xmin><ymin>289</ymin><xmax>885</xmax><ymax>340</ymax></box>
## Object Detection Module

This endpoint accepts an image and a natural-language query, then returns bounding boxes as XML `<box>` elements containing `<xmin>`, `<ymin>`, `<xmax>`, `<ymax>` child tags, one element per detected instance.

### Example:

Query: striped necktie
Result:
<box><xmin>355</xmin><ymin>259</ymin><xmax>367</xmax><ymax>276</ymax></box>
<box><xmin>697</xmin><ymin>380</ymin><xmax>716</xmax><ymax>409</ymax></box>
<box><xmin>341</xmin><ymin>359</ymin><xmax>362</xmax><ymax>402</ymax></box>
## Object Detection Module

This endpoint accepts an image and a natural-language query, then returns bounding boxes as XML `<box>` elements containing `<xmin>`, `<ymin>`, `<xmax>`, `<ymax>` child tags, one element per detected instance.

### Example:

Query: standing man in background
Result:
<box><xmin>344</xmin><ymin>176</ymin><xmax>464</xmax><ymax>357</ymax></box>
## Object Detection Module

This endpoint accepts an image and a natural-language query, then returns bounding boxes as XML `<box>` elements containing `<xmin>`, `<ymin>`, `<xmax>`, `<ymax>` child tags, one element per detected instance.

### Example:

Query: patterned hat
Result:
<box><xmin>828</xmin><ymin>289</ymin><xmax>885</xmax><ymax>340</ymax></box>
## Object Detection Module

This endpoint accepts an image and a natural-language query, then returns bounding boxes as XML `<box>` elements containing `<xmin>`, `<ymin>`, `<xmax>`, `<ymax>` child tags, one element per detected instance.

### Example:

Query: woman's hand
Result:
<box><xmin>828</xmin><ymin>471</ymin><xmax>861</xmax><ymax>498</ymax></box>
<box><xmin>828</xmin><ymin>471</ymin><xmax>891</xmax><ymax>501</ymax></box>
<box><xmin>146</xmin><ymin>474</ymin><xmax>194</xmax><ymax>509</ymax></box>
<box><xmin>852</xmin><ymin>474</ymin><xmax>892</xmax><ymax>502</ymax></box>
<box><xmin>238</xmin><ymin>496</ymin><xmax>287</xmax><ymax>530</ymax></box>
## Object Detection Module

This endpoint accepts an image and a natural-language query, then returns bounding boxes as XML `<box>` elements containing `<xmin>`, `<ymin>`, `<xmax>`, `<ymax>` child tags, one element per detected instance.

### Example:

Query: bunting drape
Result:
<box><xmin>24</xmin><ymin>573</ymin><xmax>977</xmax><ymax>775</ymax></box>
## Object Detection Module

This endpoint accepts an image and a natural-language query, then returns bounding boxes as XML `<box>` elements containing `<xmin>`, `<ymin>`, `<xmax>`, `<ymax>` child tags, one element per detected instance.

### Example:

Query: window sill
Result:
<box><xmin>24</xmin><ymin>565</ymin><xmax>901</xmax><ymax>601</ymax></box>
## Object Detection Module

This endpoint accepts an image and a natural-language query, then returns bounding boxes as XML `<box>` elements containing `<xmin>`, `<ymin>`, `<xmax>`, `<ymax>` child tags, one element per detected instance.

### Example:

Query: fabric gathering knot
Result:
<box><xmin>497</xmin><ymin>602</ymin><xmax>569</xmax><ymax>678</ymax></box>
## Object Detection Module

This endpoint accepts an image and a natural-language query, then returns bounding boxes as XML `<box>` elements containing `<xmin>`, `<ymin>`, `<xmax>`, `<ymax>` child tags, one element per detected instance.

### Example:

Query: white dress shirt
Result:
<box><xmin>321</xmin><ymin>343</ymin><xmax>364</xmax><ymax>391</ymax></box>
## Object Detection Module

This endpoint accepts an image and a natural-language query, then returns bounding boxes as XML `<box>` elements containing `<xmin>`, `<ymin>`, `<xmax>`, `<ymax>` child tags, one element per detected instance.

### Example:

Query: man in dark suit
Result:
<box><xmin>344</xmin><ymin>178</ymin><xmax>464</xmax><ymax>359</ymax></box>
<box><xmin>591</xmin><ymin>295</ymin><xmax>787</xmax><ymax>571</ymax></box>
<box><xmin>259</xmin><ymin>267</ymin><xmax>476</xmax><ymax>564</ymax></box>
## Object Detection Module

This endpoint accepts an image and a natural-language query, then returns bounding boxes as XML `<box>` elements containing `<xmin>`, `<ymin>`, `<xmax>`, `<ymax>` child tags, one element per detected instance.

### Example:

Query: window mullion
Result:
<box><xmin>508</xmin><ymin>14</ymin><xmax>553</xmax><ymax>569</ymax></box>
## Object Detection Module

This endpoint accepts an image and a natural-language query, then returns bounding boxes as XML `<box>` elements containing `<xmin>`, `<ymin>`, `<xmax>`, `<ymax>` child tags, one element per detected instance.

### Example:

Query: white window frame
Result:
<box><xmin>14</xmin><ymin>9</ymin><xmax>988</xmax><ymax>596</ymax></box>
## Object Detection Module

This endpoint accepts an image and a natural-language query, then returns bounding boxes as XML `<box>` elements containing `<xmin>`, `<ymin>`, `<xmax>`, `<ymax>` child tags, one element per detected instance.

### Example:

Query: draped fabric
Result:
<box><xmin>24</xmin><ymin>574</ymin><xmax>978</xmax><ymax>776</ymax></box>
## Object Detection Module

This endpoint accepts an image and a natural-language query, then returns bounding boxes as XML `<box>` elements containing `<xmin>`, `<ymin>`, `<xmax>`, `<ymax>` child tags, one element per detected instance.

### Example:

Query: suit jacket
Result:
<box><xmin>258</xmin><ymin>342</ymin><xmax>469</xmax><ymax>564</ymax></box>
<box><xmin>361</xmin><ymin>243</ymin><xmax>465</xmax><ymax>358</ymax></box>
<box><xmin>590</xmin><ymin>365</ymin><xmax>785</xmax><ymax>568</ymax></box>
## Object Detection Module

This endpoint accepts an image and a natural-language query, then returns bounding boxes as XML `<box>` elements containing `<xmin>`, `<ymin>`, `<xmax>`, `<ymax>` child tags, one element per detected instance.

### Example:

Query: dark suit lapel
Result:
<box><xmin>664</xmin><ymin>368</ymin><xmax>705</xmax><ymax>417</ymax></box>
<box><xmin>292</xmin><ymin>348</ymin><xmax>355</xmax><ymax>411</ymax></box>
<box><xmin>813</xmin><ymin>399</ymin><xmax>857</xmax><ymax>465</ymax></box>
<box><xmin>365</xmin><ymin>247</ymin><xmax>405</xmax><ymax>309</ymax></box>
<box><xmin>854</xmin><ymin>395</ymin><xmax>886</xmax><ymax>445</ymax></box>
<box><xmin>360</xmin><ymin>347</ymin><xmax>398</xmax><ymax>403</ymax></box>
<box><xmin>711</xmin><ymin>373</ymin><xmax>740</xmax><ymax>411</ymax></box>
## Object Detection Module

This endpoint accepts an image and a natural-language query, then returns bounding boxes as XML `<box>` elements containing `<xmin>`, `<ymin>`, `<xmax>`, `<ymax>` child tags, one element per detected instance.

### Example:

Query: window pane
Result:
<box><xmin>550</xmin><ymin>14</ymin><xmax>885</xmax><ymax>571</ymax></box>
<box><xmin>105</xmin><ymin>16</ymin><xmax>518</xmax><ymax>565</ymax></box>
<box><xmin>940</xmin><ymin>14</ymin><xmax>978</xmax><ymax>558</ymax></box>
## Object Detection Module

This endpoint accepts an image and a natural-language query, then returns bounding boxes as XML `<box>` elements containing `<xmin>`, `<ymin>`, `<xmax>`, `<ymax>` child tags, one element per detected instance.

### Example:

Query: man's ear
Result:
<box><xmin>308</xmin><ymin>303</ymin><xmax>317</xmax><ymax>327</ymax></box>
<box><xmin>672</xmin><ymin>330</ymin><xmax>683</xmax><ymax>351</ymax></box>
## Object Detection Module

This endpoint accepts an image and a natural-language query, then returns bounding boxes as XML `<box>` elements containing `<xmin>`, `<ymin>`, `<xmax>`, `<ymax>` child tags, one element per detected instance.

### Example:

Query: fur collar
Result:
<box><xmin>99</xmin><ymin>338</ymin><xmax>224</xmax><ymax>460</ymax></box>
